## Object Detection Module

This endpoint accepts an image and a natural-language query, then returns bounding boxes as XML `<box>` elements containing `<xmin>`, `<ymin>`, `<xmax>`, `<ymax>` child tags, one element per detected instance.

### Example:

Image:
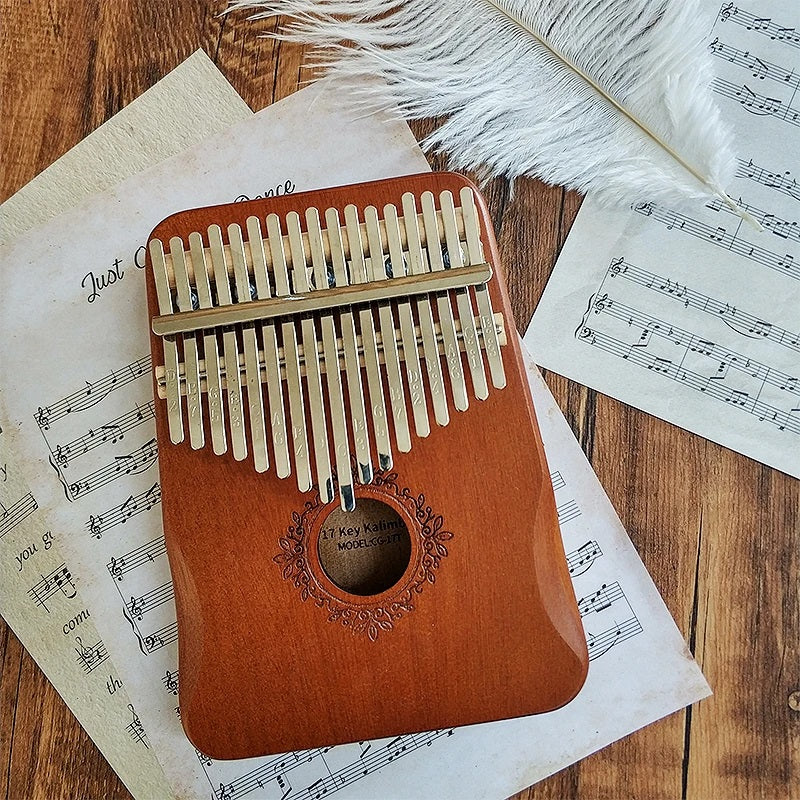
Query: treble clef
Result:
<box><xmin>109</xmin><ymin>556</ymin><xmax>124</xmax><ymax>580</ymax></box>
<box><xmin>129</xmin><ymin>595</ymin><xmax>145</xmax><ymax>620</ymax></box>
<box><xmin>719</xmin><ymin>3</ymin><xmax>734</xmax><ymax>23</ymax></box>
<box><xmin>218</xmin><ymin>783</ymin><xmax>233</xmax><ymax>800</ymax></box>
<box><xmin>88</xmin><ymin>515</ymin><xmax>102</xmax><ymax>539</ymax></box>
<box><xmin>593</xmin><ymin>293</ymin><xmax>610</xmax><ymax>313</ymax></box>
<box><xmin>35</xmin><ymin>406</ymin><xmax>50</xmax><ymax>430</ymax></box>
<box><xmin>609</xmin><ymin>257</ymin><xmax>625</xmax><ymax>276</ymax></box>
<box><xmin>163</xmin><ymin>669</ymin><xmax>179</xmax><ymax>695</ymax></box>
<box><xmin>55</xmin><ymin>444</ymin><xmax>69</xmax><ymax>468</ymax></box>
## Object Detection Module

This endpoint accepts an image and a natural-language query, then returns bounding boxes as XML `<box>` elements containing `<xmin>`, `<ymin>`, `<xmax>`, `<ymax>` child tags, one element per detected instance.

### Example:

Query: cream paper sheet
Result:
<box><xmin>0</xmin><ymin>77</ymin><xmax>708</xmax><ymax>798</ymax></box>
<box><xmin>0</xmin><ymin>51</ymin><xmax>252</xmax><ymax>800</ymax></box>
<box><xmin>525</xmin><ymin>0</ymin><xmax>800</xmax><ymax>479</ymax></box>
<box><xmin>0</xmin><ymin>51</ymin><xmax>250</xmax><ymax>246</ymax></box>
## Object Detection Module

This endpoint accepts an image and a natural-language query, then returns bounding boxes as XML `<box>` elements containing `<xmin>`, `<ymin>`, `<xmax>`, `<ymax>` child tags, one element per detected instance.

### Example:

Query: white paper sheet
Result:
<box><xmin>525</xmin><ymin>0</ymin><xmax>800</xmax><ymax>479</ymax></box>
<box><xmin>0</xmin><ymin>51</ymin><xmax>253</xmax><ymax>800</ymax></box>
<box><xmin>0</xmin><ymin>76</ymin><xmax>708</xmax><ymax>799</ymax></box>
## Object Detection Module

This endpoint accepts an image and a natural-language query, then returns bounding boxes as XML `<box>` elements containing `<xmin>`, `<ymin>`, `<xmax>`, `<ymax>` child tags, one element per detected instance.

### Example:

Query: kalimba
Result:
<box><xmin>145</xmin><ymin>172</ymin><xmax>588</xmax><ymax>760</ymax></box>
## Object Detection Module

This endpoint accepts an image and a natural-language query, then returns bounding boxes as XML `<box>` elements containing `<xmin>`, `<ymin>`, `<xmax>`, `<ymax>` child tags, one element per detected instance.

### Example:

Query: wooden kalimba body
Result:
<box><xmin>145</xmin><ymin>172</ymin><xmax>588</xmax><ymax>760</ymax></box>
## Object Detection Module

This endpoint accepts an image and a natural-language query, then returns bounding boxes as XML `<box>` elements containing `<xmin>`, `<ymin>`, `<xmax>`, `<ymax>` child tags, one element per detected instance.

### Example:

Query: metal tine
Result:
<box><xmin>228</xmin><ymin>223</ymin><xmax>269</xmax><ymax>473</ymax></box>
<box><xmin>344</xmin><ymin>204</ymin><xmax>393</xmax><ymax>472</ymax></box>
<box><xmin>149</xmin><ymin>239</ymin><xmax>184</xmax><ymax>444</ymax></box>
<box><xmin>266</xmin><ymin>212</ymin><xmax>313</xmax><ymax>492</ymax></box>
<box><xmin>439</xmin><ymin>190</ymin><xmax>489</xmax><ymax>400</ymax></box>
<box><xmin>208</xmin><ymin>225</ymin><xmax>248</xmax><ymax>461</ymax></box>
<box><xmin>188</xmin><ymin>232</ymin><xmax>227</xmax><ymax>455</ymax></box>
<box><xmin>246</xmin><ymin>216</ymin><xmax>291</xmax><ymax>478</ymax></box>
<box><xmin>364</xmin><ymin>206</ymin><xmax>412</xmax><ymax>453</ymax></box>
<box><xmin>383</xmin><ymin>203</ymin><xmax>430</xmax><ymax>438</ymax></box>
<box><xmin>420</xmin><ymin>191</ymin><xmax>469</xmax><ymax>412</ymax></box>
<box><xmin>400</xmin><ymin>192</ymin><xmax>449</xmax><ymax>427</ymax></box>
<box><xmin>459</xmin><ymin>186</ymin><xmax>506</xmax><ymax>389</ymax></box>
<box><xmin>325</xmin><ymin>207</ymin><xmax>373</xmax><ymax>485</ymax></box>
<box><xmin>169</xmin><ymin>237</ymin><xmax>204</xmax><ymax>448</ymax></box>
<box><xmin>306</xmin><ymin>207</ymin><xmax>355</xmax><ymax>511</ymax></box>
<box><xmin>286</xmin><ymin>212</ymin><xmax>334</xmax><ymax>504</ymax></box>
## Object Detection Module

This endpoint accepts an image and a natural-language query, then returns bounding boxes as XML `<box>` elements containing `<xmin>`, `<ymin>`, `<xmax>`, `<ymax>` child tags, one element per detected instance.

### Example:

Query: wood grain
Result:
<box><xmin>1</xmin><ymin>1</ymin><xmax>797</xmax><ymax>798</ymax></box>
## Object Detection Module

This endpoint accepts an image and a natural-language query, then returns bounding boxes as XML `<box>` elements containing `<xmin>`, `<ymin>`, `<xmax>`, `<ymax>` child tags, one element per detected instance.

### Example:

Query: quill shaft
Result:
<box><xmin>485</xmin><ymin>0</ymin><xmax>758</xmax><ymax>228</ymax></box>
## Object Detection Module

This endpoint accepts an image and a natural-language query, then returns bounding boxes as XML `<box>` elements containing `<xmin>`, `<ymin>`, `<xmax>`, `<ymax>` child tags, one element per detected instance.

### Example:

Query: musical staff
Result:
<box><xmin>591</xmin><ymin>294</ymin><xmax>800</xmax><ymax>396</ymax></box>
<box><xmin>737</xmin><ymin>157</ymin><xmax>800</xmax><ymax>203</ymax></box>
<box><xmin>88</xmin><ymin>482</ymin><xmax>161</xmax><ymax>538</ymax></box>
<box><xmin>718</xmin><ymin>4</ymin><xmax>800</xmax><ymax>49</ymax></box>
<box><xmin>51</xmin><ymin>401</ymin><xmax>155</xmax><ymax>468</ymax></box>
<box><xmin>143</xmin><ymin>621</ymin><xmax>178</xmax><ymax>654</ymax></box>
<box><xmin>607</xmin><ymin>258</ymin><xmax>800</xmax><ymax>354</ymax></box>
<box><xmin>74</xmin><ymin>636</ymin><xmax>109</xmax><ymax>674</ymax></box>
<box><xmin>107</xmin><ymin>535</ymin><xmax>167</xmax><ymax>581</ymax></box>
<box><xmin>212</xmin><ymin>730</ymin><xmax>455</xmax><ymax>800</ymax></box>
<box><xmin>566</xmin><ymin>541</ymin><xmax>602</xmax><ymax>577</ymax></box>
<box><xmin>126</xmin><ymin>703</ymin><xmax>149</xmax><ymax>748</ymax></box>
<box><xmin>578</xmin><ymin>582</ymin><xmax>626</xmax><ymax>617</ymax></box>
<box><xmin>576</xmin><ymin>326</ymin><xmax>800</xmax><ymax>434</ymax></box>
<box><xmin>557</xmin><ymin>499</ymin><xmax>581</xmax><ymax>526</ymax></box>
<box><xmin>710</xmin><ymin>38</ymin><xmax>799</xmax><ymax>89</ymax></box>
<box><xmin>712</xmin><ymin>77</ymin><xmax>800</xmax><ymax>127</ymax></box>
<box><xmin>633</xmin><ymin>202</ymin><xmax>799</xmax><ymax>282</ymax></box>
<box><xmin>124</xmin><ymin>596</ymin><xmax>178</xmax><ymax>656</ymax></box>
<box><xmin>27</xmin><ymin>563</ymin><xmax>77</xmax><ymax>611</ymax></box>
<box><xmin>33</xmin><ymin>355</ymin><xmax>151</xmax><ymax>430</ymax></box>
<box><xmin>587</xmin><ymin>618</ymin><xmax>644</xmax><ymax>661</ymax></box>
<box><xmin>126</xmin><ymin>581</ymin><xmax>175</xmax><ymax>621</ymax></box>
<box><xmin>65</xmin><ymin>438</ymin><xmax>158</xmax><ymax>500</ymax></box>
<box><xmin>575</xmin><ymin>580</ymin><xmax>643</xmax><ymax>660</ymax></box>
<box><xmin>705</xmin><ymin>195</ymin><xmax>799</xmax><ymax>243</ymax></box>
<box><xmin>550</xmin><ymin>470</ymin><xmax>566</xmax><ymax>491</ymax></box>
<box><xmin>0</xmin><ymin>492</ymin><xmax>38</xmax><ymax>538</ymax></box>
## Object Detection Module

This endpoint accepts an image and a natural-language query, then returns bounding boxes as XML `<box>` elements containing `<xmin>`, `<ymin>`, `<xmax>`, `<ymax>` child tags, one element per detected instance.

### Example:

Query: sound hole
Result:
<box><xmin>317</xmin><ymin>499</ymin><xmax>411</xmax><ymax>597</ymax></box>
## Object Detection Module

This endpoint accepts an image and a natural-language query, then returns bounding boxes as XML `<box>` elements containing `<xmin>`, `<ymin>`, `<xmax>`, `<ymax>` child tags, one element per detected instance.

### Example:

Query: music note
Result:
<box><xmin>32</xmin><ymin>356</ymin><xmax>152</xmax><ymax>429</ymax></box>
<box><xmin>67</xmin><ymin>438</ymin><xmax>158</xmax><ymax>500</ymax></box>
<box><xmin>567</xmin><ymin>541</ymin><xmax>602</xmax><ymax>577</ymax></box>
<box><xmin>276</xmin><ymin>774</ymin><xmax>292</xmax><ymax>800</ymax></box>
<box><xmin>575</xmin><ymin>275</ymin><xmax>800</xmax><ymax>437</ymax></box>
<box><xmin>749</xmin><ymin>17</ymin><xmax>771</xmax><ymax>32</ymax></box>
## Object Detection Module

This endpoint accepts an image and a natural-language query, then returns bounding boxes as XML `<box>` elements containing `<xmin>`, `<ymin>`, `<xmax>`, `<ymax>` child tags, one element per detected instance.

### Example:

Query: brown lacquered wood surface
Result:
<box><xmin>145</xmin><ymin>173</ymin><xmax>588</xmax><ymax>758</ymax></box>
<box><xmin>1</xmin><ymin>1</ymin><xmax>797</xmax><ymax>799</ymax></box>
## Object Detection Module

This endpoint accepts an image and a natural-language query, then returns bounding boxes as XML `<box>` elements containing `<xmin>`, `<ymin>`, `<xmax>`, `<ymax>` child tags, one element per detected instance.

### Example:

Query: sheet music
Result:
<box><xmin>525</xmin><ymin>0</ymin><xmax>800</xmax><ymax>479</ymax></box>
<box><xmin>0</xmin><ymin>51</ymin><xmax>253</xmax><ymax>800</ymax></box>
<box><xmin>1</xmin><ymin>77</ymin><xmax>708</xmax><ymax>797</ymax></box>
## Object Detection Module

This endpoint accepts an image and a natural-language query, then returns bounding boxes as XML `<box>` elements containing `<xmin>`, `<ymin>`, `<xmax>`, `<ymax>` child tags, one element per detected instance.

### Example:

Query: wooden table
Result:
<box><xmin>1</xmin><ymin>2</ymin><xmax>796</xmax><ymax>798</ymax></box>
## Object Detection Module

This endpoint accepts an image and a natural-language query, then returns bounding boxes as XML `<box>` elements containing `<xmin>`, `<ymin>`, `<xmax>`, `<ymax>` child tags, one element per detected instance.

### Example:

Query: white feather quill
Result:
<box><xmin>229</xmin><ymin>0</ymin><xmax>753</xmax><ymax>220</ymax></box>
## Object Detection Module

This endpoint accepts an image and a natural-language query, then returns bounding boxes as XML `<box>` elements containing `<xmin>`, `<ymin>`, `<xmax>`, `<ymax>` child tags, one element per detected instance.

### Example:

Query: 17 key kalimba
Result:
<box><xmin>145</xmin><ymin>172</ymin><xmax>587</xmax><ymax>759</ymax></box>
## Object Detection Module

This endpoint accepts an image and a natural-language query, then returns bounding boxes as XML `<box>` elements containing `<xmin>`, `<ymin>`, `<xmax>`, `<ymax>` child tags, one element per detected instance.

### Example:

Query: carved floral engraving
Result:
<box><xmin>274</xmin><ymin>472</ymin><xmax>453</xmax><ymax>641</ymax></box>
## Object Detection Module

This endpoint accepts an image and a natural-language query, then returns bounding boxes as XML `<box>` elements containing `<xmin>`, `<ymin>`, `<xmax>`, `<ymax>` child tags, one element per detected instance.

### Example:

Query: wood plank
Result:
<box><xmin>688</xmin><ymin>456</ymin><xmax>799</xmax><ymax>799</ymax></box>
